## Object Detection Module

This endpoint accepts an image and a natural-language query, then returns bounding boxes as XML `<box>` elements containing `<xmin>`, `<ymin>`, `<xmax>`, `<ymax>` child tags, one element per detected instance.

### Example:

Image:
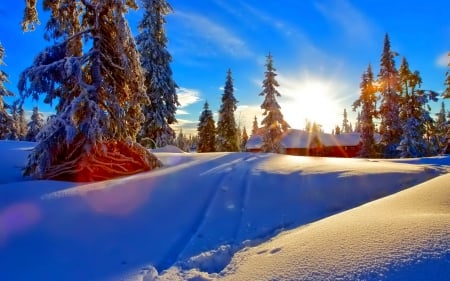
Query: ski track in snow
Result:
<box><xmin>159</xmin><ymin>154</ymin><xmax>257</xmax><ymax>272</ymax></box>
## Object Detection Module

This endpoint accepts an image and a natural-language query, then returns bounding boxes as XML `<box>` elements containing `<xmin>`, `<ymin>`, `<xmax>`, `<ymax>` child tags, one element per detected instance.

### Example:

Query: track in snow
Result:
<box><xmin>156</xmin><ymin>154</ymin><xmax>259</xmax><ymax>271</ymax></box>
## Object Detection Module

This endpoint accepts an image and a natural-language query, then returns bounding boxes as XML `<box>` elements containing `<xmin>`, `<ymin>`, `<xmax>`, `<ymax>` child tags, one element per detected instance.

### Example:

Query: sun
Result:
<box><xmin>279</xmin><ymin>77</ymin><xmax>346</xmax><ymax>133</ymax></box>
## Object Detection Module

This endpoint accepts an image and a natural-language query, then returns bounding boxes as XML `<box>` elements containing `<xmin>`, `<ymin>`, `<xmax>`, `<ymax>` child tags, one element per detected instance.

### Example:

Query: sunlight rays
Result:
<box><xmin>278</xmin><ymin>73</ymin><xmax>354</xmax><ymax>132</ymax></box>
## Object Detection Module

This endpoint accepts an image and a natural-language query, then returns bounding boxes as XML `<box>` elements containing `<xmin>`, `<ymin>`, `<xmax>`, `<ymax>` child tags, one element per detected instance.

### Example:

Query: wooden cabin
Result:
<box><xmin>246</xmin><ymin>129</ymin><xmax>362</xmax><ymax>158</ymax></box>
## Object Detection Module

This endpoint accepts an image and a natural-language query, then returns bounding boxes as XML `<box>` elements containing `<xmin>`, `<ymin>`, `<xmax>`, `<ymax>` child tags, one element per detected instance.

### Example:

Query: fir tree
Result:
<box><xmin>136</xmin><ymin>0</ymin><xmax>179</xmax><ymax>147</ymax></box>
<box><xmin>334</xmin><ymin>125</ymin><xmax>341</xmax><ymax>135</ymax></box>
<box><xmin>8</xmin><ymin>102</ymin><xmax>20</xmax><ymax>141</ymax></box>
<box><xmin>26</xmin><ymin>106</ymin><xmax>45</xmax><ymax>141</ymax></box>
<box><xmin>19</xmin><ymin>0</ymin><xmax>161</xmax><ymax>181</ymax></box>
<box><xmin>0</xmin><ymin>42</ymin><xmax>14</xmax><ymax>139</ymax></box>
<box><xmin>197</xmin><ymin>101</ymin><xmax>216</xmax><ymax>152</ymax></box>
<box><xmin>444</xmin><ymin>52</ymin><xmax>450</xmax><ymax>98</ymax></box>
<box><xmin>354</xmin><ymin>111</ymin><xmax>361</xmax><ymax>133</ymax></box>
<box><xmin>377</xmin><ymin>34</ymin><xmax>402</xmax><ymax>157</ymax></box>
<box><xmin>175</xmin><ymin>129</ymin><xmax>189</xmax><ymax>151</ymax></box>
<box><xmin>342</xmin><ymin>108</ymin><xmax>351</xmax><ymax>133</ymax></box>
<box><xmin>259</xmin><ymin>53</ymin><xmax>289</xmax><ymax>153</ymax></box>
<box><xmin>251</xmin><ymin>116</ymin><xmax>259</xmax><ymax>135</ymax></box>
<box><xmin>434</xmin><ymin>101</ymin><xmax>448</xmax><ymax>153</ymax></box>
<box><xmin>397</xmin><ymin>57</ymin><xmax>438</xmax><ymax>157</ymax></box>
<box><xmin>241</xmin><ymin>126</ymin><xmax>248</xmax><ymax>151</ymax></box>
<box><xmin>353</xmin><ymin>64</ymin><xmax>377</xmax><ymax>158</ymax></box>
<box><xmin>9</xmin><ymin>101</ymin><xmax>27</xmax><ymax>141</ymax></box>
<box><xmin>17</xmin><ymin>105</ymin><xmax>28</xmax><ymax>140</ymax></box>
<box><xmin>216</xmin><ymin>69</ymin><xmax>239</xmax><ymax>152</ymax></box>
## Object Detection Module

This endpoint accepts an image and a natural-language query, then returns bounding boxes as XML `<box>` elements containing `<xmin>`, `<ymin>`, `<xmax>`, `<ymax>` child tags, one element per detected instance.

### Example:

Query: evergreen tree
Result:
<box><xmin>353</xmin><ymin>64</ymin><xmax>377</xmax><ymax>158</ymax></box>
<box><xmin>311</xmin><ymin>122</ymin><xmax>322</xmax><ymax>133</ymax></box>
<box><xmin>397</xmin><ymin>57</ymin><xmax>438</xmax><ymax>157</ymax></box>
<box><xmin>377</xmin><ymin>34</ymin><xmax>402</xmax><ymax>157</ymax></box>
<box><xmin>26</xmin><ymin>106</ymin><xmax>45</xmax><ymax>141</ymax></box>
<box><xmin>175</xmin><ymin>129</ymin><xmax>189</xmax><ymax>151</ymax></box>
<box><xmin>259</xmin><ymin>53</ymin><xmax>289</xmax><ymax>153</ymax></box>
<box><xmin>334</xmin><ymin>125</ymin><xmax>341</xmax><ymax>135</ymax></box>
<box><xmin>251</xmin><ymin>116</ymin><xmax>259</xmax><ymax>135</ymax></box>
<box><xmin>9</xmin><ymin>101</ymin><xmax>27</xmax><ymax>141</ymax></box>
<box><xmin>136</xmin><ymin>0</ymin><xmax>179</xmax><ymax>147</ymax></box>
<box><xmin>17</xmin><ymin>105</ymin><xmax>28</xmax><ymax>140</ymax></box>
<box><xmin>197</xmin><ymin>102</ymin><xmax>216</xmax><ymax>152</ymax></box>
<box><xmin>241</xmin><ymin>126</ymin><xmax>248</xmax><ymax>151</ymax></box>
<box><xmin>0</xmin><ymin>42</ymin><xmax>14</xmax><ymax>139</ymax></box>
<box><xmin>434</xmin><ymin>101</ymin><xmax>448</xmax><ymax>153</ymax></box>
<box><xmin>444</xmin><ymin>52</ymin><xmax>450</xmax><ymax>98</ymax></box>
<box><xmin>354</xmin><ymin>112</ymin><xmax>361</xmax><ymax>133</ymax></box>
<box><xmin>342</xmin><ymin>108</ymin><xmax>351</xmax><ymax>133</ymax></box>
<box><xmin>19</xmin><ymin>0</ymin><xmax>161</xmax><ymax>181</ymax></box>
<box><xmin>216</xmin><ymin>69</ymin><xmax>239</xmax><ymax>152</ymax></box>
<box><xmin>8</xmin><ymin>102</ymin><xmax>20</xmax><ymax>140</ymax></box>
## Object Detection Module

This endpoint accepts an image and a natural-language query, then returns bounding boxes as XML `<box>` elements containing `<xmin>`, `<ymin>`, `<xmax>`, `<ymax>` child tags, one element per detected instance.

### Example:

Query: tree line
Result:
<box><xmin>0</xmin><ymin>1</ymin><xmax>449</xmax><ymax>182</ymax></box>
<box><xmin>353</xmin><ymin>34</ymin><xmax>449</xmax><ymax>158</ymax></box>
<box><xmin>196</xmin><ymin>53</ymin><xmax>289</xmax><ymax>153</ymax></box>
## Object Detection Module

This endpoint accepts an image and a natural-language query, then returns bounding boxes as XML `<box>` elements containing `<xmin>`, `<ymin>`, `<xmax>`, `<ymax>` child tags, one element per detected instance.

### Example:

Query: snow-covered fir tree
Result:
<box><xmin>9</xmin><ymin>101</ymin><xmax>28</xmax><ymax>141</ymax></box>
<box><xmin>353</xmin><ymin>64</ymin><xmax>377</xmax><ymax>158</ymax></box>
<box><xmin>377</xmin><ymin>34</ymin><xmax>402</xmax><ymax>157</ymax></box>
<box><xmin>251</xmin><ymin>116</ymin><xmax>259</xmax><ymax>135</ymax></box>
<box><xmin>341</xmin><ymin>108</ymin><xmax>351</xmax><ymax>133</ymax></box>
<box><xmin>434</xmin><ymin>101</ymin><xmax>448</xmax><ymax>153</ymax></box>
<box><xmin>136</xmin><ymin>0</ymin><xmax>179</xmax><ymax>147</ymax></box>
<box><xmin>259</xmin><ymin>53</ymin><xmax>289</xmax><ymax>153</ymax></box>
<box><xmin>334</xmin><ymin>125</ymin><xmax>341</xmax><ymax>135</ymax></box>
<box><xmin>25</xmin><ymin>106</ymin><xmax>45</xmax><ymax>141</ymax></box>
<box><xmin>354</xmin><ymin>112</ymin><xmax>362</xmax><ymax>133</ymax></box>
<box><xmin>216</xmin><ymin>69</ymin><xmax>239</xmax><ymax>152</ymax></box>
<box><xmin>197</xmin><ymin>101</ymin><xmax>216</xmax><ymax>152</ymax></box>
<box><xmin>241</xmin><ymin>126</ymin><xmax>248</xmax><ymax>151</ymax></box>
<box><xmin>444</xmin><ymin>52</ymin><xmax>450</xmax><ymax>98</ymax></box>
<box><xmin>19</xmin><ymin>0</ymin><xmax>161</xmax><ymax>181</ymax></box>
<box><xmin>175</xmin><ymin>129</ymin><xmax>190</xmax><ymax>151</ymax></box>
<box><xmin>397</xmin><ymin>57</ymin><xmax>438</xmax><ymax>158</ymax></box>
<box><xmin>17</xmin><ymin>105</ymin><xmax>28</xmax><ymax>140</ymax></box>
<box><xmin>305</xmin><ymin>120</ymin><xmax>322</xmax><ymax>134</ymax></box>
<box><xmin>0</xmin><ymin>42</ymin><xmax>14</xmax><ymax>139</ymax></box>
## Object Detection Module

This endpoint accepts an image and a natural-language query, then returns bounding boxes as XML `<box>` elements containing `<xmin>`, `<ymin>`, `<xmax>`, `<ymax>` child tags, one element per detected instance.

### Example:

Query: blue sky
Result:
<box><xmin>1</xmin><ymin>0</ymin><xmax>449</xmax><ymax>134</ymax></box>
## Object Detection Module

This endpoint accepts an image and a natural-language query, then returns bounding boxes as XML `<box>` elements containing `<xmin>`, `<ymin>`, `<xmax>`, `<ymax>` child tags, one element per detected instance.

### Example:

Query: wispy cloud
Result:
<box><xmin>241</xmin><ymin>3</ymin><xmax>304</xmax><ymax>39</ymax></box>
<box><xmin>172</xmin><ymin>11</ymin><xmax>253</xmax><ymax>58</ymax></box>
<box><xmin>171</xmin><ymin>118</ymin><xmax>198</xmax><ymax>135</ymax></box>
<box><xmin>177</xmin><ymin>87</ymin><xmax>201</xmax><ymax>109</ymax></box>
<box><xmin>436</xmin><ymin>52</ymin><xmax>450</xmax><ymax>67</ymax></box>
<box><xmin>314</xmin><ymin>0</ymin><xmax>376</xmax><ymax>43</ymax></box>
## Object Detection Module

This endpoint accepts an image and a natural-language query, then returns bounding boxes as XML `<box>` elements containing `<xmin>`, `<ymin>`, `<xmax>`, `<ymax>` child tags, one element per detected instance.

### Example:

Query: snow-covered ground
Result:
<box><xmin>0</xmin><ymin>140</ymin><xmax>449</xmax><ymax>281</ymax></box>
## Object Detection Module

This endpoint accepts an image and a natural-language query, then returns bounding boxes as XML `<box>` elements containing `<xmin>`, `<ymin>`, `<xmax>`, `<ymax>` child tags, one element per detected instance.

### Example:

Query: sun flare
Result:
<box><xmin>279</xmin><ymin>77</ymin><xmax>347</xmax><ymax>133</ymax></box>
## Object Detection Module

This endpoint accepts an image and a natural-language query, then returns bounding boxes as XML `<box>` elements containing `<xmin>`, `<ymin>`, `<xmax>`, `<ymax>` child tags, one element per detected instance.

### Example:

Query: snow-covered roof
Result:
<box><xmin>245</xmin><ymin>134</ymin><xmax>263</xmax><ymax>149</ymax></box>
<box><xmin>282</xmin><ymin>129</ymin><xmax>361</xmax><ymax>148</ymax></box>
<box><xmin>247</xmin><ymin>129</ymin><xmax>363</xmax><ymax>149</ymax></box>
<box><xmin>319</xmin><ymin>132</ymin><xmax>361</xmax><ymax>147</ymax></box>
<box><xmin>281</xmin><ymin>129</ymin><xmax>315</xmax><ymax>148</ymax></box>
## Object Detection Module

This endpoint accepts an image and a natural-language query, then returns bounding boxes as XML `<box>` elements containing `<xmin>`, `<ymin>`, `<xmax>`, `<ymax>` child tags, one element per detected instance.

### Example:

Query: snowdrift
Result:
<box><xmin>0</xmin><ymin>141</ymin><xmax>449</xmax><ymax>281</ymax></box>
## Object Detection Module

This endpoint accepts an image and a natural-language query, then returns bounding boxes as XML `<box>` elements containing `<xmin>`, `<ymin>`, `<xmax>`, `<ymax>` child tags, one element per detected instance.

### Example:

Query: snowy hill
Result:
<box><xmin>0</xmin><ymin>141</ymin><xmax>448</xmax><ymax>280</ymax></box>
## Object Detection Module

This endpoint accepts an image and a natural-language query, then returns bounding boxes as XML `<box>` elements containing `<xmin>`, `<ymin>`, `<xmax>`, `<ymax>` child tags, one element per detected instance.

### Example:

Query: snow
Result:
<box><xmin>151</xmin><ymin>145</ymin><xmax>185</xmax><ymax>153</ymax></box>
<box><xmin>0</xmin><ymin>140</ymin><xmax>449</xmax><ymax>280</ymax></box>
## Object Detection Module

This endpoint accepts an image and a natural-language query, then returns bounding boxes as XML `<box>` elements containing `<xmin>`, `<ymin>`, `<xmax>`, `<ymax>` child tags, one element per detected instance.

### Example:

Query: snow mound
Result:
<box><xmin>218</xmin><ymin>173</ymin><xmax>450</xmax><ymax>281</ymax></box>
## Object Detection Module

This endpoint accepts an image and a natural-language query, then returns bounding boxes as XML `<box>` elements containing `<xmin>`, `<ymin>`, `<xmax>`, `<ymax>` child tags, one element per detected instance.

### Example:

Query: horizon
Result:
<box><xmin>1</xmin><ymin>0</ymin><xmax>449</xmax><ymax>135</ymax></box>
